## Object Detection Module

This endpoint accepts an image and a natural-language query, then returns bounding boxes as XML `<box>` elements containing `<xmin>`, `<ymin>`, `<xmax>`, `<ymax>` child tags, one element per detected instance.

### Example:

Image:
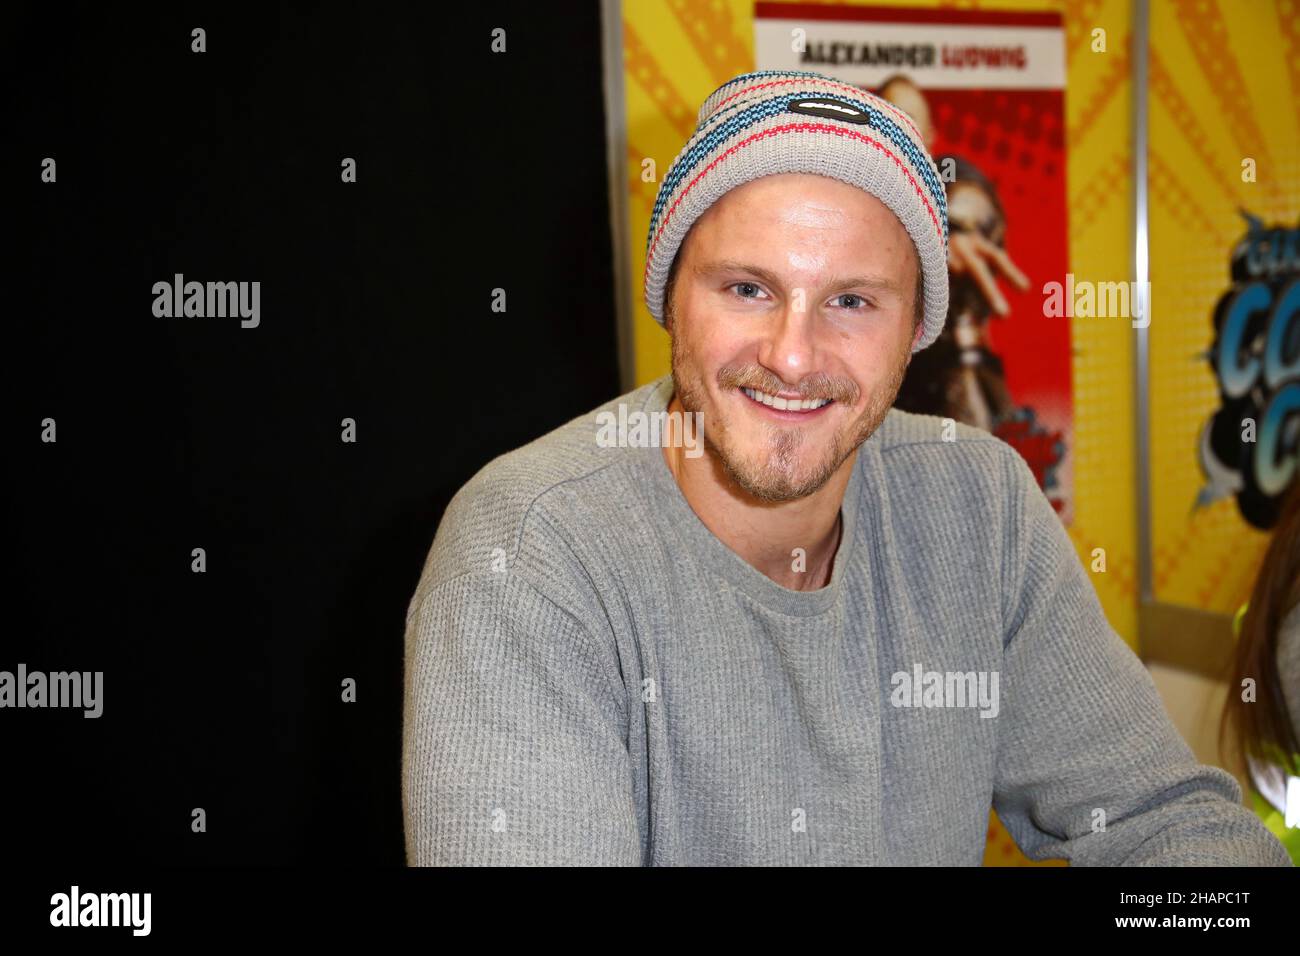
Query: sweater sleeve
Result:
<box><xmin>990</xmin><ymin>447</ymin><xmax>1293</xmax><ymax>866</ymax></box>
<box><xmin>401</xmin><ymin>570</ymin><xmax>642</xmax><ymax>866</ymax></box>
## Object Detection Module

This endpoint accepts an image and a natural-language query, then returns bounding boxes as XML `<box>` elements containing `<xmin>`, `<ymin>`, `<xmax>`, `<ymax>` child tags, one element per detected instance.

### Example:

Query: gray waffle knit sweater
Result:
<box><xmin>401</xmin><ymin>375</ymin><xmax>1292</xmax><ymax>866</ymax></box>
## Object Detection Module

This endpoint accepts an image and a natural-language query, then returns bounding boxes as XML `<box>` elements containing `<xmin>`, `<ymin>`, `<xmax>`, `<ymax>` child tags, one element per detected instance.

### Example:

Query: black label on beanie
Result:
<box><xmin>786</xmin><ymin>96</ymin><xmax>872</xmax><ymax>125</ymax></box>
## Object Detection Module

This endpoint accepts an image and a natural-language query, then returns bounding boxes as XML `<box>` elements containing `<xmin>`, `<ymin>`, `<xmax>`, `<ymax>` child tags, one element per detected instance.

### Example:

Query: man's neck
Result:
<box><xmin>659</xmin><ymin>392</ymin><xmax>853</xmax><ymax>591</ymax></box>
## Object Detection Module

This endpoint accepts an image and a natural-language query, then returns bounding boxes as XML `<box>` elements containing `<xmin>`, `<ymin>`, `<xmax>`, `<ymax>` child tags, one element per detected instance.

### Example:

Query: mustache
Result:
<box><xmin>716</xmin><ymin>366</ymin><xmax>860</xmax><ymax>405</ymax></box>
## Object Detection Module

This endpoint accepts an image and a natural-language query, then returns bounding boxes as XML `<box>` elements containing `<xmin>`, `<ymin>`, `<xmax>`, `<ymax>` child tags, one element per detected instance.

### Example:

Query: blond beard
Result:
<box><xmin>669</xmin><ymin>328</ymin><xmax>909</xmax><ymax>502</ymax></box>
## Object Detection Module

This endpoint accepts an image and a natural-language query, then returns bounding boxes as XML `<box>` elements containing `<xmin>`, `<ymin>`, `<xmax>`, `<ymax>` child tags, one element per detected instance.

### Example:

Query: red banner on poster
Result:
<box><xmin>755</xmin><ymin>2</ymin><xmax>1073</xmax><ymax>521</ymax></box>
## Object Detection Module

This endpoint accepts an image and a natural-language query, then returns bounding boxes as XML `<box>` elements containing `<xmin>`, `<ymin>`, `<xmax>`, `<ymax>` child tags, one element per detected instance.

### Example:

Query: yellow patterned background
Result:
<box><xmin>1147</xmin><ymin>0</ymin><xmax>1299</xmax><ymax>612</ymax></box>
<box><xmin>618</xmin><ymin>0</ymin><xmax>1298</xmax><ymax>864</ymax></box>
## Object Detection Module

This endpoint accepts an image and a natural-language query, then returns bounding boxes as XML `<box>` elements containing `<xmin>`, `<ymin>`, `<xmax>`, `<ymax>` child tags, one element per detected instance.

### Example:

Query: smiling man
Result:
<box><xmin>655</xmin><ymin>169</ymin><xmax>923</xmax><ymax>592</ymax></box>
<box><xmin>401</xmin><ymin>70</ymin><xmax>1291</xmax><ymax>866</ymax></box>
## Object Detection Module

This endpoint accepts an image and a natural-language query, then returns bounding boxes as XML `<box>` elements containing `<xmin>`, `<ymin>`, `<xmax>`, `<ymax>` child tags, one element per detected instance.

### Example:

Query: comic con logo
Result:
<box><xmin>1200</xmin><ymin>212</ymin><xmax>1300</xmax><ymax>529</ymax></box>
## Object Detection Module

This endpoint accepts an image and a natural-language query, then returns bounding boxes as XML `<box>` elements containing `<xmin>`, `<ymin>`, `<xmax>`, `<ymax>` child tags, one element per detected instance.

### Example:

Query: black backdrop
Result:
<box><xmin>5</xmin><ymin>2</ymin><xmax>620</xmax><ymax>864</ymax></box>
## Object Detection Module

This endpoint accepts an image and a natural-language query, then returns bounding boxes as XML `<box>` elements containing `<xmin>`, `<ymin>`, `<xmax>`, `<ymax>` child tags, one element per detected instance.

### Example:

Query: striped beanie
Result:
<box><xmin>643</xmin><ymin>70</ymin><xmax>950</xmax><ymax>353</ymax></box>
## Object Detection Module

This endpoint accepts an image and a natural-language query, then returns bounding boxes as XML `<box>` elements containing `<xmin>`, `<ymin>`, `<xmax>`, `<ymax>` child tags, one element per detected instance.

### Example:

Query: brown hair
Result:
<box><xmin>1219</xmin><ymin>476</ymin><xmax>1300</xmax><ymax>777</ymax></box>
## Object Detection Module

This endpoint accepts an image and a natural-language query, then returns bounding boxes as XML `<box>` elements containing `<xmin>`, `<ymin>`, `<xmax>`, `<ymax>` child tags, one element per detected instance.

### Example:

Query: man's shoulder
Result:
<box><xmin>867</xmin><ymin>407</ymin><xmax>1040</xmax><ymax>517</ymax></box>
<box><xmin>872</xmin><ymin>406</ymin><xmax>1015</xmax><ymax>463</ymax></box>
<box><xmin>416</xmin><ymin>378</ymin><xmax>665</xmax><ymax>588</ymax></box>
<box><xmin>470</xmin><ymin>377</ymin><xmax>665</xmax><ymax>502</ymax></box>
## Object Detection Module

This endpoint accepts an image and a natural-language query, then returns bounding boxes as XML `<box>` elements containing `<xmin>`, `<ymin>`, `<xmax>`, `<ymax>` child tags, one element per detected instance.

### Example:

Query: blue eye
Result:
<box><xmin>730</xmin><ymin>282</ymin><xmax>764</xmax><ymax>299</ymax></box>
<box><xmin>836</xmin><ymin>294</ymin><xmax>872</xmax><ymax>310</ymax></box>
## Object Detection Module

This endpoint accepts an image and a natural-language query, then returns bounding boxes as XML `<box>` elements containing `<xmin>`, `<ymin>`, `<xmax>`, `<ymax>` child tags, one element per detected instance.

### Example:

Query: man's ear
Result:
<box><xmin>910</xmin><ymin>318</ymin><xmax>925</xmax><ymax>350</ymax></box>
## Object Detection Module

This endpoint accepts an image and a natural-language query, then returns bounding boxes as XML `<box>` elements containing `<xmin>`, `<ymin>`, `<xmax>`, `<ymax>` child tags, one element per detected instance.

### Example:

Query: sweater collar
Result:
<box><xmin>632</xmin><ymin>374</ymin><xmax>874</xmax><ymax>617</ymax></box>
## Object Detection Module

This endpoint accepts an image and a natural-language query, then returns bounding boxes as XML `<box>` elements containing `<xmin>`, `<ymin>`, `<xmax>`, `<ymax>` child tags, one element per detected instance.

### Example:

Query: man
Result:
<box><xmin>401</xmin><ymin>69</ymin><xmax>1291</xmax><ymax>866</ymax></box>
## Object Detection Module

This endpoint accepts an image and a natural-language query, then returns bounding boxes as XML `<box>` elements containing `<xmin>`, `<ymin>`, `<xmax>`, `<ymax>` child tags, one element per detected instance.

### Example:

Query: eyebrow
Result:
<box><xmin>692</xmin><ymin>258</ymin><xmax>905</xmax><ymax>297</ymax></box>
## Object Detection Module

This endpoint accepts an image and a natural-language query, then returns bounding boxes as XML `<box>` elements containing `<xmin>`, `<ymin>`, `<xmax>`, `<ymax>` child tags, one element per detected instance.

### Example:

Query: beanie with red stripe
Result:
<box><xmin>643</xmin><ymin>69</ymin><xmax>950</xmax><ymax>353</ymax></box>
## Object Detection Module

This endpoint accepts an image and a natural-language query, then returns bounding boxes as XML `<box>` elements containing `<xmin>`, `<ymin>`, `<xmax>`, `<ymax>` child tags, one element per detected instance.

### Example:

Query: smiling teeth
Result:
<box><xmin>742</xmin><ymin>388</ymin><xmax>831</xmax><ymax>411</ymax></box>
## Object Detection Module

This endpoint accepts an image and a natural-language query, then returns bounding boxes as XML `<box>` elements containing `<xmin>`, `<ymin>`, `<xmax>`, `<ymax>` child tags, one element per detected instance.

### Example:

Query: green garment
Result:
<box><xmin>1252</xmin><ymin>786</ymin><xmax>1300</xmax><ymax>864</ymax></box>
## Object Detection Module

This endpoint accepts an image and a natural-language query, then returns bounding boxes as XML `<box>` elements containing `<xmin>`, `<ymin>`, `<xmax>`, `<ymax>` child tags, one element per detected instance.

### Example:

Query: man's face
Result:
<box><xmin>666</xmin><ymin>172</ymin><xmax>922</xmax><ymax>503</ymax></box>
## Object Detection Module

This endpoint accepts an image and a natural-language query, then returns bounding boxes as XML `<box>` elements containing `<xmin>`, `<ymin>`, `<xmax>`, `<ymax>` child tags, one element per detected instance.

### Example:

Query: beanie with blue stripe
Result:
<box><xmin>644</xmin><ymin>70</ymin><xmax>950</xmax><ymax>353</ymax></box>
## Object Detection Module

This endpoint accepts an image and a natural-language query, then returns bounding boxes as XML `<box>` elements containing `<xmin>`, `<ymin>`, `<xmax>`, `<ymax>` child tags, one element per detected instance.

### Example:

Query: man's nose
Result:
<box><xmin>757</xmin><ymin>296</ymin><xmax>821</xmax><ymax>382</ymax></box>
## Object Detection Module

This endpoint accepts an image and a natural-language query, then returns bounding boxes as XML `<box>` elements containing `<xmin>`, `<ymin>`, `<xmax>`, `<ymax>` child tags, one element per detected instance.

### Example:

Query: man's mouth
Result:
<box><xmin>739</xmin><ymin>386</ymin><xmax>834</xmax><ymax>415</ymax></box>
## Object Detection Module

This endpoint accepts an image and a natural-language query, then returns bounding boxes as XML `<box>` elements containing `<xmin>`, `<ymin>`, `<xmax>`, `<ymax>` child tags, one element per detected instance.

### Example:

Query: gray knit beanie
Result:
<box><xmin>643</xmin><ymin>69</ymin><xmax>950</xmax><ymax>352</ymax></box>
